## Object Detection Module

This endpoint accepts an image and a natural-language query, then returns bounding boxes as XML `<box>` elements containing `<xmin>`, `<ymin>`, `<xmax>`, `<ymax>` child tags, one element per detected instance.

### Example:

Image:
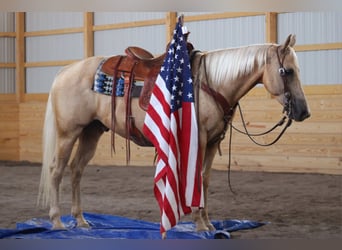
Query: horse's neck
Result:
<box><xmin>205</xmin><ymin>45</ymin><xmax>268</xmax><ymax>105</ymax></box>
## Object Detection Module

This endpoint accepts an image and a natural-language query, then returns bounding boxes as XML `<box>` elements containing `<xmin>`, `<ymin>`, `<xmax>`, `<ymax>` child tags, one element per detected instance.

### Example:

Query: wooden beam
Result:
<box><xmin>0</xmin><ymin>32</ymin><xmax>16</xmax><ymax>37</ymax></box>
<box><xmin>166</xmin><ymin>12</ymin><xmax>177</xmax><ymax>43</ymax></box>
<box><xmin>24</xmin><ymin>27</ymin><xmax>83</xmax><ymax>37</ymax></box>
<box><xmin>294</xmin><ymin>42</ymin><xmax>342</xmax><ymax>52</ymax></box>
<box><xmin>303</xmin><ymin>84</ymin><xmax>342</xmax><ymax>95</ymax></box>
<box><xmin>92</xmin><ymin>19</ymin><xmax>165</xmax><ymax>32</ymax></box>
<box><xmin>83</xmin><ymin>12</ymin><xmax>94</xmax><ymax>58</ymax></box>
<box><xmin>265</xmin><ymin>12</ymin><xmax>277</xmax><ymax>43</ymax></box>
<box><xmin>15</xmin><ymin>12</ymin><xmax>25</xmax><ymax>103</ymax></box>
<box><xmin>0</xmin><ymin>63</ymin><xmax>16</xmax><ymax>68</ymax></box>
<box><xmin>25</xmin><ymin>60</ymin><xmax>78</xmax><ymax>68</ymax></box>
<box><xmin>0</xmin><ymin>94</ymin><xmax>17</xmax><ymax>102</ymax></box>
<box><xmin>22</xmin><ymin>93</ymin><xmax>49</xmax><ymax>102</ymax></box>
<box><xmin>184</xmin><ymin>12</ymin><xmax>264</xmax><ymax>22</ymax></box>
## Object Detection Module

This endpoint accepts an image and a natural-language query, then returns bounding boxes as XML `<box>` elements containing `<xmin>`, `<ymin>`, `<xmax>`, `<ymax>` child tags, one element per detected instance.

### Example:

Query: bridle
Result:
<box><xmin>277</xmin><ymin>46</ymin><xmax>294</xmax><ymax>118</ymax></box>
<box><xmin>195</xmin><ymin>45</ymin><xmax>294</xmax><ymax>148</ymax></box>
<box><xmin>192</xmin><ymin>46</ymin><xmax>296</xmax><ymax>193</ymax></box>
<box><xmin>232</xmin><ymin>45</ymin><xmax>294</xmax><ymax>147</ymax></box>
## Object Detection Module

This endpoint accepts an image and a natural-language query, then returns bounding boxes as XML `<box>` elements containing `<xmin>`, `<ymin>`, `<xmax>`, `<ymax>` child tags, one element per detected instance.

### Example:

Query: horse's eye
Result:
<box><xmin>286</xmin><ymin>68</ymin><xmax>294</xmax><ymax>75</ymax></box>
<box><xmin>279</xmin><ymin>67</ymin><xmax>294</xmax><ymax>76</ymax></box>
<box><xmin>279</xmin><ymin>68</ymin><xmax>286</xmax><ymax>76</ymax></box>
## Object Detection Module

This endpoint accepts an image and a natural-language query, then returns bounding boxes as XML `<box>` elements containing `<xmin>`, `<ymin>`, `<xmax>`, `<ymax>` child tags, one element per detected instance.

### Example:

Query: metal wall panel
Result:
<box><xmin>278</xmin><ymin>12</ymin><xmax>342</xmax><ymax>44</ymax></box>
<box><xmin>25</xmin><ymin>12</ymin><xmax>83</xmax><ymax>31</ymax></box>
<box><xmin>94</xmin><ymin>25</ymin><xmax>166</xmax><ymax>56</ymax></box>
<box><xmin>278</xmin><ymin>12</ymin><xmax>342</xmax><ymax>85</ymax></box>
<box><xmin>26</xmin><ymin>33</ymin><xmax>83</xmax><ymax>62</ymax></box>
<box><xmin>0</xmin><ymin>12</ymin><xmax>15</xmax><ymax>32</ymax></box>
<box><xmin>0</xmin><ymin>12</ymin><xmax>15</xmax><ymax>93</ymax></box>
<box><xmin>297</xmin><ymin>50</ymin><xmax>342</xmax><ymax>85</ymax></box>
<box><xmin>1</xmin><ymin>13</ymin><xmax>16</xmax><ymax>63</ymax></box>
<box><xmin>25</xmin><ymin>13</ymin><xmax>84</xmax><ymax>92</ymax></box>
<box><xmin>26</xmin><ymin>66</ymin><xmax>61</xmax><ymax>93</ymax></box>
<box><xmin>185</xmin><ymin>15</ymin><xmax>265</xmax><ymax>51</ymax></box>
<box><xmin>0</xmin><ymin>68</ymin><xmax>15</xmax><ymax>93</ymax></box>
<box><xmin>0</xmin><ymin>37</ymin><xmax>15</xmax><ymax>63</ymax></box>
<box><xmin>94</xmin><ymin>12</ymin><xmax>165</xmax><ymax>25</ymax></box>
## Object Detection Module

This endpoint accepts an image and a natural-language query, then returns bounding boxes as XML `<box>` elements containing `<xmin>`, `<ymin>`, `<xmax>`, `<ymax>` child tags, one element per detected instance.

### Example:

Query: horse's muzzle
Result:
<box><xmin>291</xmin><ymin>98</ymin><xmax>311</xmax><ymax>122</ymax></box>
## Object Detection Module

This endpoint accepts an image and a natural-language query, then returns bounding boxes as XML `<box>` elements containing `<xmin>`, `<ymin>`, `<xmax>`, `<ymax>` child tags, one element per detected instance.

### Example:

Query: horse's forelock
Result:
<box><xmin>205</xmin><ymin>45</ymin><xmax>269</xmax><ymax>85</ymax></box>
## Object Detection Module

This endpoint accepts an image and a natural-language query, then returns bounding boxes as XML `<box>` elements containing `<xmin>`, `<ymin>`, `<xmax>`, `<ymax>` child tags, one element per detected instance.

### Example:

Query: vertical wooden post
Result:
<box><xmin>15</xmin><ymin>12</ymin><xmax>25</xmax><ymax>103</ymax></box>
<box><xmin>265</xmin><ymin>12</ymin><xmax>278</xmax><ymax>99</ymax></box>
<box><xmin>265</xmin><ymin>12</ymin><xmax>277</xmax><ymax>44</ymax></box>
<box><xmin>84</xmin><ymin>12</ymin><xmax>94</xmax><ymax>58</ymax></box>
<box><xmin>166</xmin><ymin>12</ymin><xmax>177</xmax><ymax>43</ymax></box>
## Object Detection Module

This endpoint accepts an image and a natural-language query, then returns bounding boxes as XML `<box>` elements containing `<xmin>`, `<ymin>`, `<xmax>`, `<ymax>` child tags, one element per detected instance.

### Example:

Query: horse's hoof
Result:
<box><xmin>76</xmin><ymin>217</ymin><xmax>90</xmax><ymax>228</ymax></box>
<box><xmin>52</xmin><ymin>222</ymin><xmax>66</xmax><ymax>230</ymax></box>
<box><xmin>77</xmin><ymin>221</ymin><xmax>90</xmax><ymax>228</ymax></box>
<box><xmin>206</xmin><ymin>223</ymin><xmax>216</xmax><ymax>231</ymax></box>
<box><xmin>196</xmin><ymin>225</ymin><xmax>210</xmax><ymax>232</ymax></box>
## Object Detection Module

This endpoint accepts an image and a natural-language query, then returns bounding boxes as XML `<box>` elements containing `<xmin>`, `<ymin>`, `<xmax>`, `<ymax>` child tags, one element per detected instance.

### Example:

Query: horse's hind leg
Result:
<box><xmin>69</xmin><ymin>120</ymin><xmax>106</xmax><ymax>227</ymax></box>
<box><xmin>50</xmin><ymin>132</ymin><xmax>80</xmax><ymax>229</ymax></box>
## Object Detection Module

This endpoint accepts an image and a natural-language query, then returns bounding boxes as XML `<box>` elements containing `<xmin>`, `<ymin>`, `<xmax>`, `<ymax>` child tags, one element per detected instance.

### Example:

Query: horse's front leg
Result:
<box><xmin>193</xmin><ymin>143</ymin><xmax>218</xmax><ymax>231</ymax></box>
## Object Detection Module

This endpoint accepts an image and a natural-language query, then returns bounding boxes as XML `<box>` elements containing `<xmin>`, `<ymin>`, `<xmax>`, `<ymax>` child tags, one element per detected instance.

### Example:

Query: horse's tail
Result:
<box><xmin>37</xmin><ymin>92</ymin><xmax>56</xmax><ymax>208</ymax></box>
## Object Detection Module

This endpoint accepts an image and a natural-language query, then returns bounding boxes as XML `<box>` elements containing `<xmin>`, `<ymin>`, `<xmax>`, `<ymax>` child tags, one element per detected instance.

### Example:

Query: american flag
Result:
<box><xmin>143</xmin><ymin>17</ymin><xmax>203</xmax><ymax>234</ymax></box>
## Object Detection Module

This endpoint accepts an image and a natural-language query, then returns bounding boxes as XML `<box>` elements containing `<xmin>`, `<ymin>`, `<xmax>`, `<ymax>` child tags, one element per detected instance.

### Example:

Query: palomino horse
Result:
<box><xmin>38</xmin><ymin>34</ymin><xmax>310</xmax><ymax>232</ymax></box>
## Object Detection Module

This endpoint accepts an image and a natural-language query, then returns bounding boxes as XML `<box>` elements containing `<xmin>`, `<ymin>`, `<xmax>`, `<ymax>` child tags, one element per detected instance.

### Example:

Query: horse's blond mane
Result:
<box><xmin>205</xmin><ymin>44</ymin><xmax>271</xmax><ymax>85</ymax></box>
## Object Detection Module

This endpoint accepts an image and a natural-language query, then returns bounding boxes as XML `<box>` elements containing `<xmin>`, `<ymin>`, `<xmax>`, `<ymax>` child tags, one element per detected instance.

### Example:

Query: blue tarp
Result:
<box><xmin>0</xmin><ymin>212</ymin><xmax>266</xmax><ymax>239</ymax></box>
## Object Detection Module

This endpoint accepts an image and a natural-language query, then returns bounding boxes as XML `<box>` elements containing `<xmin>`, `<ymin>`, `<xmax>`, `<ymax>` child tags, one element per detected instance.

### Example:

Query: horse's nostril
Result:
<box><xmin>297</xmin><ymin>111</ymin><xmax>310</xmax><ymax>121</ymax></box>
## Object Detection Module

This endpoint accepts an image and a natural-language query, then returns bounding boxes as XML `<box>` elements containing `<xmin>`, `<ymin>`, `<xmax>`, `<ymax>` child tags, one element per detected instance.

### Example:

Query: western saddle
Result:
<box><xmin>98</xmin><ymin>46</ymin><xmax>164</xmax><ymax>163</ymax></box>
<box><xmin>99</xmin><ymin>43</ymin><xmax>194</xmax><ymax>162</ymax></box>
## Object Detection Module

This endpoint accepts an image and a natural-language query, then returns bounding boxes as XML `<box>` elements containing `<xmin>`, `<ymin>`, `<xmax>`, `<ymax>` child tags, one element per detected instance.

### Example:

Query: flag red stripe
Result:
<box><xmin>142</xmin><ymin>18</ymin><xmax>203</xmax><ymax>234</ymax></box>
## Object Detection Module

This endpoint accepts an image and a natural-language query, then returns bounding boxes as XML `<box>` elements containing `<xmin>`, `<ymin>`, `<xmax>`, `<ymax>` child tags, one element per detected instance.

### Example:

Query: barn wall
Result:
<box><xmin>15</xmin><ymin>84</ymin><xmax>342</xmax><ymax>175</ymax></box>
<box><xmin>0</xmin><ymin>12</ymin><xmax>341</xmax><ymax>175</ymax></box>
<box><xmin>94</xmin><ymin>12</ymin><xmax>166</xmax><ymax>56</ymax></box>
<box><xmin>0</xmin><ymin>95</ymin><xmax>19</xmax><ymax>160</ymax></box>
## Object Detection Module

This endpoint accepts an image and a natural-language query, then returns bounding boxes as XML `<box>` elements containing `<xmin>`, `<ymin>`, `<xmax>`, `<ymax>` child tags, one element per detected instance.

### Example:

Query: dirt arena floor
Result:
<box><xmin>0</xmin><ymin>160</ymin><xmax>341</xmax><ymax>239</ymax></box>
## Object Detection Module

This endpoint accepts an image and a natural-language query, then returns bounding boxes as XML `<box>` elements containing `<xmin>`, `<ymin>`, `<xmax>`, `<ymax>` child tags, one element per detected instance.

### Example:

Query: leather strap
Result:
<box><xmin>125</xmin><ymin>62</ymin><xmax>137</xmax><ymax>164</ymax></box>
<box><xmin>200</xmin><ymin>83</ymin><xmax>235</xmax><ymax>122</ymax></box>
<box><xmin>200</xmin><ymin>82</ymin><xmax>236</xmax><ymax>147</ymax></box>
<box><xmin>111</xmin><ymin>56</ymin><xmax>124</xmax><ymax>155</ymax></box>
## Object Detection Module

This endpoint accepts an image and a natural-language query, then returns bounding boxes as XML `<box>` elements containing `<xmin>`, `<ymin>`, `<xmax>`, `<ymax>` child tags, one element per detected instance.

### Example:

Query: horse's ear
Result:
<box><xmin>288</xmin><ymin>34</ymin><xmax>296</xmax><ymax>47</ymax></box>
<box><xmin>281</xmin><ymin>34</ymin><xmax>296</xmax><ymax>52</ymax></box>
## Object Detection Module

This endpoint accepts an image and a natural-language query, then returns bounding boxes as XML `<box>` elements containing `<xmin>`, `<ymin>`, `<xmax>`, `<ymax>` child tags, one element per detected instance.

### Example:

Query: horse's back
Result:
<box><xmin>52</xmin><ymin>56</ymin><xmax>104</xmax><ymax>90</ymax></box>
<box><xmin>50</xmin><ymin>56</ymin><xmax>106</xmax><ymax>131</ymax></box>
